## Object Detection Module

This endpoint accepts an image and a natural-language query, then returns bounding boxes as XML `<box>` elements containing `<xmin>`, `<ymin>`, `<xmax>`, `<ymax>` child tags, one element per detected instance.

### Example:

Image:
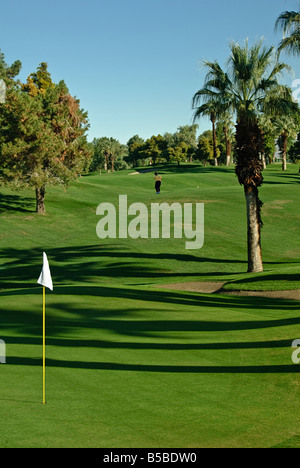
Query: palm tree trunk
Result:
<box><xmin>104</xmin><ymin>151</ymin><xmax>109</xmax><ymax>171</ymax></box>
<box><xmin>223</xmin><ymin>125</ymin><xmax>231</xmax><ymax>166</ymax></box>
<box><xmin>244</xmin><ymin>185</ymin><xmax>263</xmax><ymax>273</ymax></box>
<box><xmin>36</xmin><ymin>186</ymin><xmax>46</xmax><ymax>214</ymax></box>
<box><xmin>282</xmin><ymin>153</ymin><xmax>287</xmax><ymax>171</ymax></box>
<box><xmin>281</xmin><ymin>131</ymin><xmax>288</xmax><ymax>171</ymax></box>
<box><xmin>235</xmin><ymin>118</ymin><xmax>264</xmax><ymax>273</ymax></box>
<box><xmin>211</xmin><ymin>116</ymin><xmax>218</xmax><ymax>166</ymax></box>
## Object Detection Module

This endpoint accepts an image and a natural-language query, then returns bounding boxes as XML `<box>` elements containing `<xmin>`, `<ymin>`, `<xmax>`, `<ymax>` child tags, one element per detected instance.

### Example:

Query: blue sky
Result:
<box><xmin>1</xmin><ymin>0</ymin><xmax>300</xmax><ymax>143</ymax></box>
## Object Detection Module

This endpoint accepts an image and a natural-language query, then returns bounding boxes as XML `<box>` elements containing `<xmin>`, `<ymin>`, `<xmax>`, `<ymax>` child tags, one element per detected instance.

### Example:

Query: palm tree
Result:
<box><xmin>218</xmin><ymin>111</ymin><xmax>234</xmax><ymax>166</ymax></box>
<box><xmin>275</xmin><ymin>114</ymin><xmax>299</xmax><ymax>170</ymax></box>
<box><xmin>258</xmin><ymin>115</ymin><xmax>276</xmax><ymax>168</ymax></box>
<box><xmin>275</xmin><ymin>8</ymin><xmax>300</xmax><ymax>55</ymax></box>
<box><xmin>193</xmin><ymin>40</ymin><xmax>295</xmax><ymax>273</ymax></box>
<box><xmin>193</xmin><ymin>68</ymin><xmax>236</xmax><ymax>167</ymax></box>
<box><xmin>192</xmin><ymin>94</ymin><xmax>220</xmax><ymax>166</ymax></box>
<box><xmin>263</xmin><ymin>86</ymin><xmax>300</xmax><ymax>170</ymax></box>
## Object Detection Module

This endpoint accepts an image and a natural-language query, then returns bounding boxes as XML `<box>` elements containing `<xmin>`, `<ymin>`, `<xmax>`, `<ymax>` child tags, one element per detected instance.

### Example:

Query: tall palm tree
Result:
<box><xmin>218</xmin><ymin>110</ymin><xmax>234</xmax><ymax>166</ymax></box>
<box><xmin>193</xmin><ymin>40</ymin><xmax>295</xmax><ymax>273</ymax></box>
<box><xmin>275</xmin><ymin>114</ymin><xmax>300</xmax><ymax>170</ymax></box>
<box><xmin>263</xmin><ymin>85</ymin><xmax>300</xmax><ymax>170</ymax></box>
<box><xmin>192</xmin><ymin>96</ymin><xmax>219</xmax><ymax>166</ymax></box>
<box><xmin>275</xmin><ymin>8</ymin><xmax>300</xmax><ymax>55</ymax></box>
<box><xmin>258</xmin><ymin>115</ymin><xmax>276</xmax><ymax>168</ymax></box>
<box><xmin>193</xmin><ymin>67</ymin><xmax>236</xmax><ymax>167</ymax></box>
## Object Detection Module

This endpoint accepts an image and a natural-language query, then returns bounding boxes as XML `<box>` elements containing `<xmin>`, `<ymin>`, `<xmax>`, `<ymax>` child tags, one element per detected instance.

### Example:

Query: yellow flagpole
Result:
<box><xmin>43</xmin><ymin>286</ymin><xmax>46</xmax><ymax>405</ymax></box>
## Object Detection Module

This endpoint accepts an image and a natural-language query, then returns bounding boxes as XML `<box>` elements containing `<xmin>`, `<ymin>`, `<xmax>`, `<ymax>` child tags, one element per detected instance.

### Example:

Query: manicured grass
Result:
<box><xmin>0</xmin><ymin>163</ymin><xmax>299</xmax><ymax>447</ymax></box>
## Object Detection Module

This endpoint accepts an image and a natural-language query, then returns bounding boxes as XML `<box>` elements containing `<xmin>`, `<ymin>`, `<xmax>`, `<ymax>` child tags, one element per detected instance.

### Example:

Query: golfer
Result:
<box><xmin>154</xmin><ymin>172</ymin><xmax>162</xmax><ymax>194</ymax></box>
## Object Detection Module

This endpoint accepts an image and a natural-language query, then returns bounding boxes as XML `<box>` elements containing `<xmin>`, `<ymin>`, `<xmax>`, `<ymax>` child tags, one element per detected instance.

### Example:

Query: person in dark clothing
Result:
<box><xmin>154</xmin><ymin>172</ymin><xmax>162</xmax><ymax>193</ymax></box>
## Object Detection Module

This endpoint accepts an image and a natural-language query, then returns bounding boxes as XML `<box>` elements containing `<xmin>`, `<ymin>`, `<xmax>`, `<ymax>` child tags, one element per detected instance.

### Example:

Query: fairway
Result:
<box><xmin>0</xmin><ymin>164</ymin><xmax>299</xmax><ymax>448</ymax></box>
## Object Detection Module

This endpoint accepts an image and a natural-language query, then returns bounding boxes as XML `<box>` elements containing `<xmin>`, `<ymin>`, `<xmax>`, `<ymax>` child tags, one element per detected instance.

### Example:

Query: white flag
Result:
<box><xmin>37</xmin><ymin>252</ymin><xmax>53</xmax><ymax>291</ymax></box>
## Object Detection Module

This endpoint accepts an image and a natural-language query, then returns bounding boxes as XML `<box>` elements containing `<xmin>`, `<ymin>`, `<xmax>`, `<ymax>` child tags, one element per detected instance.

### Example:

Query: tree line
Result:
<box><xmin>90</xmin><ymin>117</ymin><xmax>300</xmax><ymax>173</ymax></box>
<box><xmin>89</xmin><ymin>124</ymin><xmax>229</xmax><ymax>173</ymax></box>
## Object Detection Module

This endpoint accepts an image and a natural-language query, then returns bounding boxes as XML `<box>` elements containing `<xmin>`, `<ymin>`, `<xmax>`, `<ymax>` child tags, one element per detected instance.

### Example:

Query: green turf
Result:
<box><xmin>0</xmin><ymin>163</ymin><xmax>299</xmax><ymax>447</ymax></box>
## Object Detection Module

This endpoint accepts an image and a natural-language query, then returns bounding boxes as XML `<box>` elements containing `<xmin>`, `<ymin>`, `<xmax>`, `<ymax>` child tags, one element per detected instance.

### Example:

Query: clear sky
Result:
<box><xmin>1</xmin><ymin>0</ymin><xmax>299</xmax><ymax>144</ymax></box>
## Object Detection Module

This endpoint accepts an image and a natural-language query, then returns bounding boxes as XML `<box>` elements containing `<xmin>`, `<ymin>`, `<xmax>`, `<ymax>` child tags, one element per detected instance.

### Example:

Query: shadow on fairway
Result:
<box><xmin>3</xmin><ymin>283</ymin><xmax>300</xmax><ymax>375</ymax></box>
<box><xmin>1</xmin><ymin>285</ymin><xmax>299</xmax><ymax>339</ymax></box>
<box><xmin>224</xmin><ymin>273</ymin><xmax>300</xmax><ymax>289</ymax></box>
<box><xmin>4</xmin><ymin>335</ymin><xmax>294</xmax><ymax>351</ymax></box>
<box><xmin>1</xmin><ymin>284</ymin><xmax>299</xmax><ymax>311</ymax></box>
<box><xmin>0</xmin><ymin>244</ymin><xmax>299</xmax><ymax>290</ymax></box>
<box><xmin>263</xmin><ymin>173</ymin><xmax>300</xmax><ymax>185</ymax></box>
<box><xmin>151</xmin><ymin>165</ymin><xmax>236</xmax><ymax>175</ymax></box>
<box><xmin>0</xmin><ymin>244</ymin><xmax>244</xmax><ymax>290</ymax></box>
<box><xmin>0</xmin><ymin>194</ymin><xmax>34</xmax><ymax>213</ymax></box>
<box><xmin>7</xmin><ymin>356</ymin><xmax>300</xmax><ymax>374</ymax></box>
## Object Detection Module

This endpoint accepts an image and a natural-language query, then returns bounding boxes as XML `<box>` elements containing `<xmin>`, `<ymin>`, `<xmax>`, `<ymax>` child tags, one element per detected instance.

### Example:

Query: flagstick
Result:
<box><xmin>43</xmin><ymin>286</ymin><xmax>46</xmax><ymax>405</ymax></box>
<box><xmin>37</xmin><ymin>252</ymin><xmax>53</xmax><ymax>404</ymax></box>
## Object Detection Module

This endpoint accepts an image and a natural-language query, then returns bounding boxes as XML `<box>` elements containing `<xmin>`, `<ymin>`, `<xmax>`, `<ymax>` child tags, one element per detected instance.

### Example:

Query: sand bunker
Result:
<box><xmin>128</xmin><ymin>169</ymin><xmax>156</xmax><ymax>175</ymax></box>
<box><xmin>156</xmin><ymin>282</ymin><xmax>225</xmax><ymax>294</ymax></box>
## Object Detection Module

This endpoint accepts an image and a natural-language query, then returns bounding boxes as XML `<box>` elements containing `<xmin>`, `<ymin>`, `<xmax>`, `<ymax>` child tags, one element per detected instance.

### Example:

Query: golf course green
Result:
<box><xmin>0</xmin><ymin>163</ymin><xmax>299</xmax><ymax>448</ymax></box>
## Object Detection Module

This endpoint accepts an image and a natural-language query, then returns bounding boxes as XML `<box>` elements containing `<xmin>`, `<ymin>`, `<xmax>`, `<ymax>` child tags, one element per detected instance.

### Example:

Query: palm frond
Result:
<box><xmin>260</xmin><ymin>85</ymin><xmax>300</xmax><ymax>118</ymax></box>
<box><xmin>278</xmin><ymin>30</ymin><xmax>300</xmax><ymax>55</ymax></box>
<box><xmin>275</xmin><ymin>10</ymin><xmax>300</xmax><ymax>35</ymax></box>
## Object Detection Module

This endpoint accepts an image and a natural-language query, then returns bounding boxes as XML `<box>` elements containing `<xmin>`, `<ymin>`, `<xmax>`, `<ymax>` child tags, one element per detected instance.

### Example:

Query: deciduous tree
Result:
<box><xmin>0</xmin><ymin>62</ymin><xmax>91</xmax><ymax>213</ymax></box>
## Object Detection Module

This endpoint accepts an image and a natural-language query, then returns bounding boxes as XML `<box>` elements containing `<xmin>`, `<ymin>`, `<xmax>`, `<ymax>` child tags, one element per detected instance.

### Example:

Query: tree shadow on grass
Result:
<box><xmin>1</xmin><ymin>288</ymin><xmax>299</xmax><ymax>340</ymax></box>
<box><xmin>225</xmin><ymin>273</ymin><xmax>300</xmax><ymax>289</ymax></box>
<box><xmin>1</xmin><ymin>284</ymin><xmax>299</xmax><ymax>313</ymax></box>
<box><xmin>2</xmin><ymin>291</ymin><xmax>299</xmax><ymax>375</ymax></box>
<box><xmin>0</xmin><ymin>194</ymin><xmax>34</xmax><ymax>213</ymax></box>
<box><xmin>0</xmin><ymin>244</ymin><xmax>299</xmax><ymax>291</ymax></box>
<box><xmin>149</xmin><ymin>164</ymin><xmax>235</xmax><ymax>175</ymax></box>
<box><xmin>264</xmin><ymin>173</ymin><xmax>300</xmax><ymax>185</ymax></box>
<box><xmin>0</xmin><ymin>244</ymin><xmax>244</xmax><ymax>290</ymax></box>
<box><xmin>7</xmin><ymin>356</ymin><xmax>300</xmax><ymax>374</ymax></box>
<box><xmin>5</xmin><ymin>335</ymin><xmax>294</xmax><ymax>351</ymax></box>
